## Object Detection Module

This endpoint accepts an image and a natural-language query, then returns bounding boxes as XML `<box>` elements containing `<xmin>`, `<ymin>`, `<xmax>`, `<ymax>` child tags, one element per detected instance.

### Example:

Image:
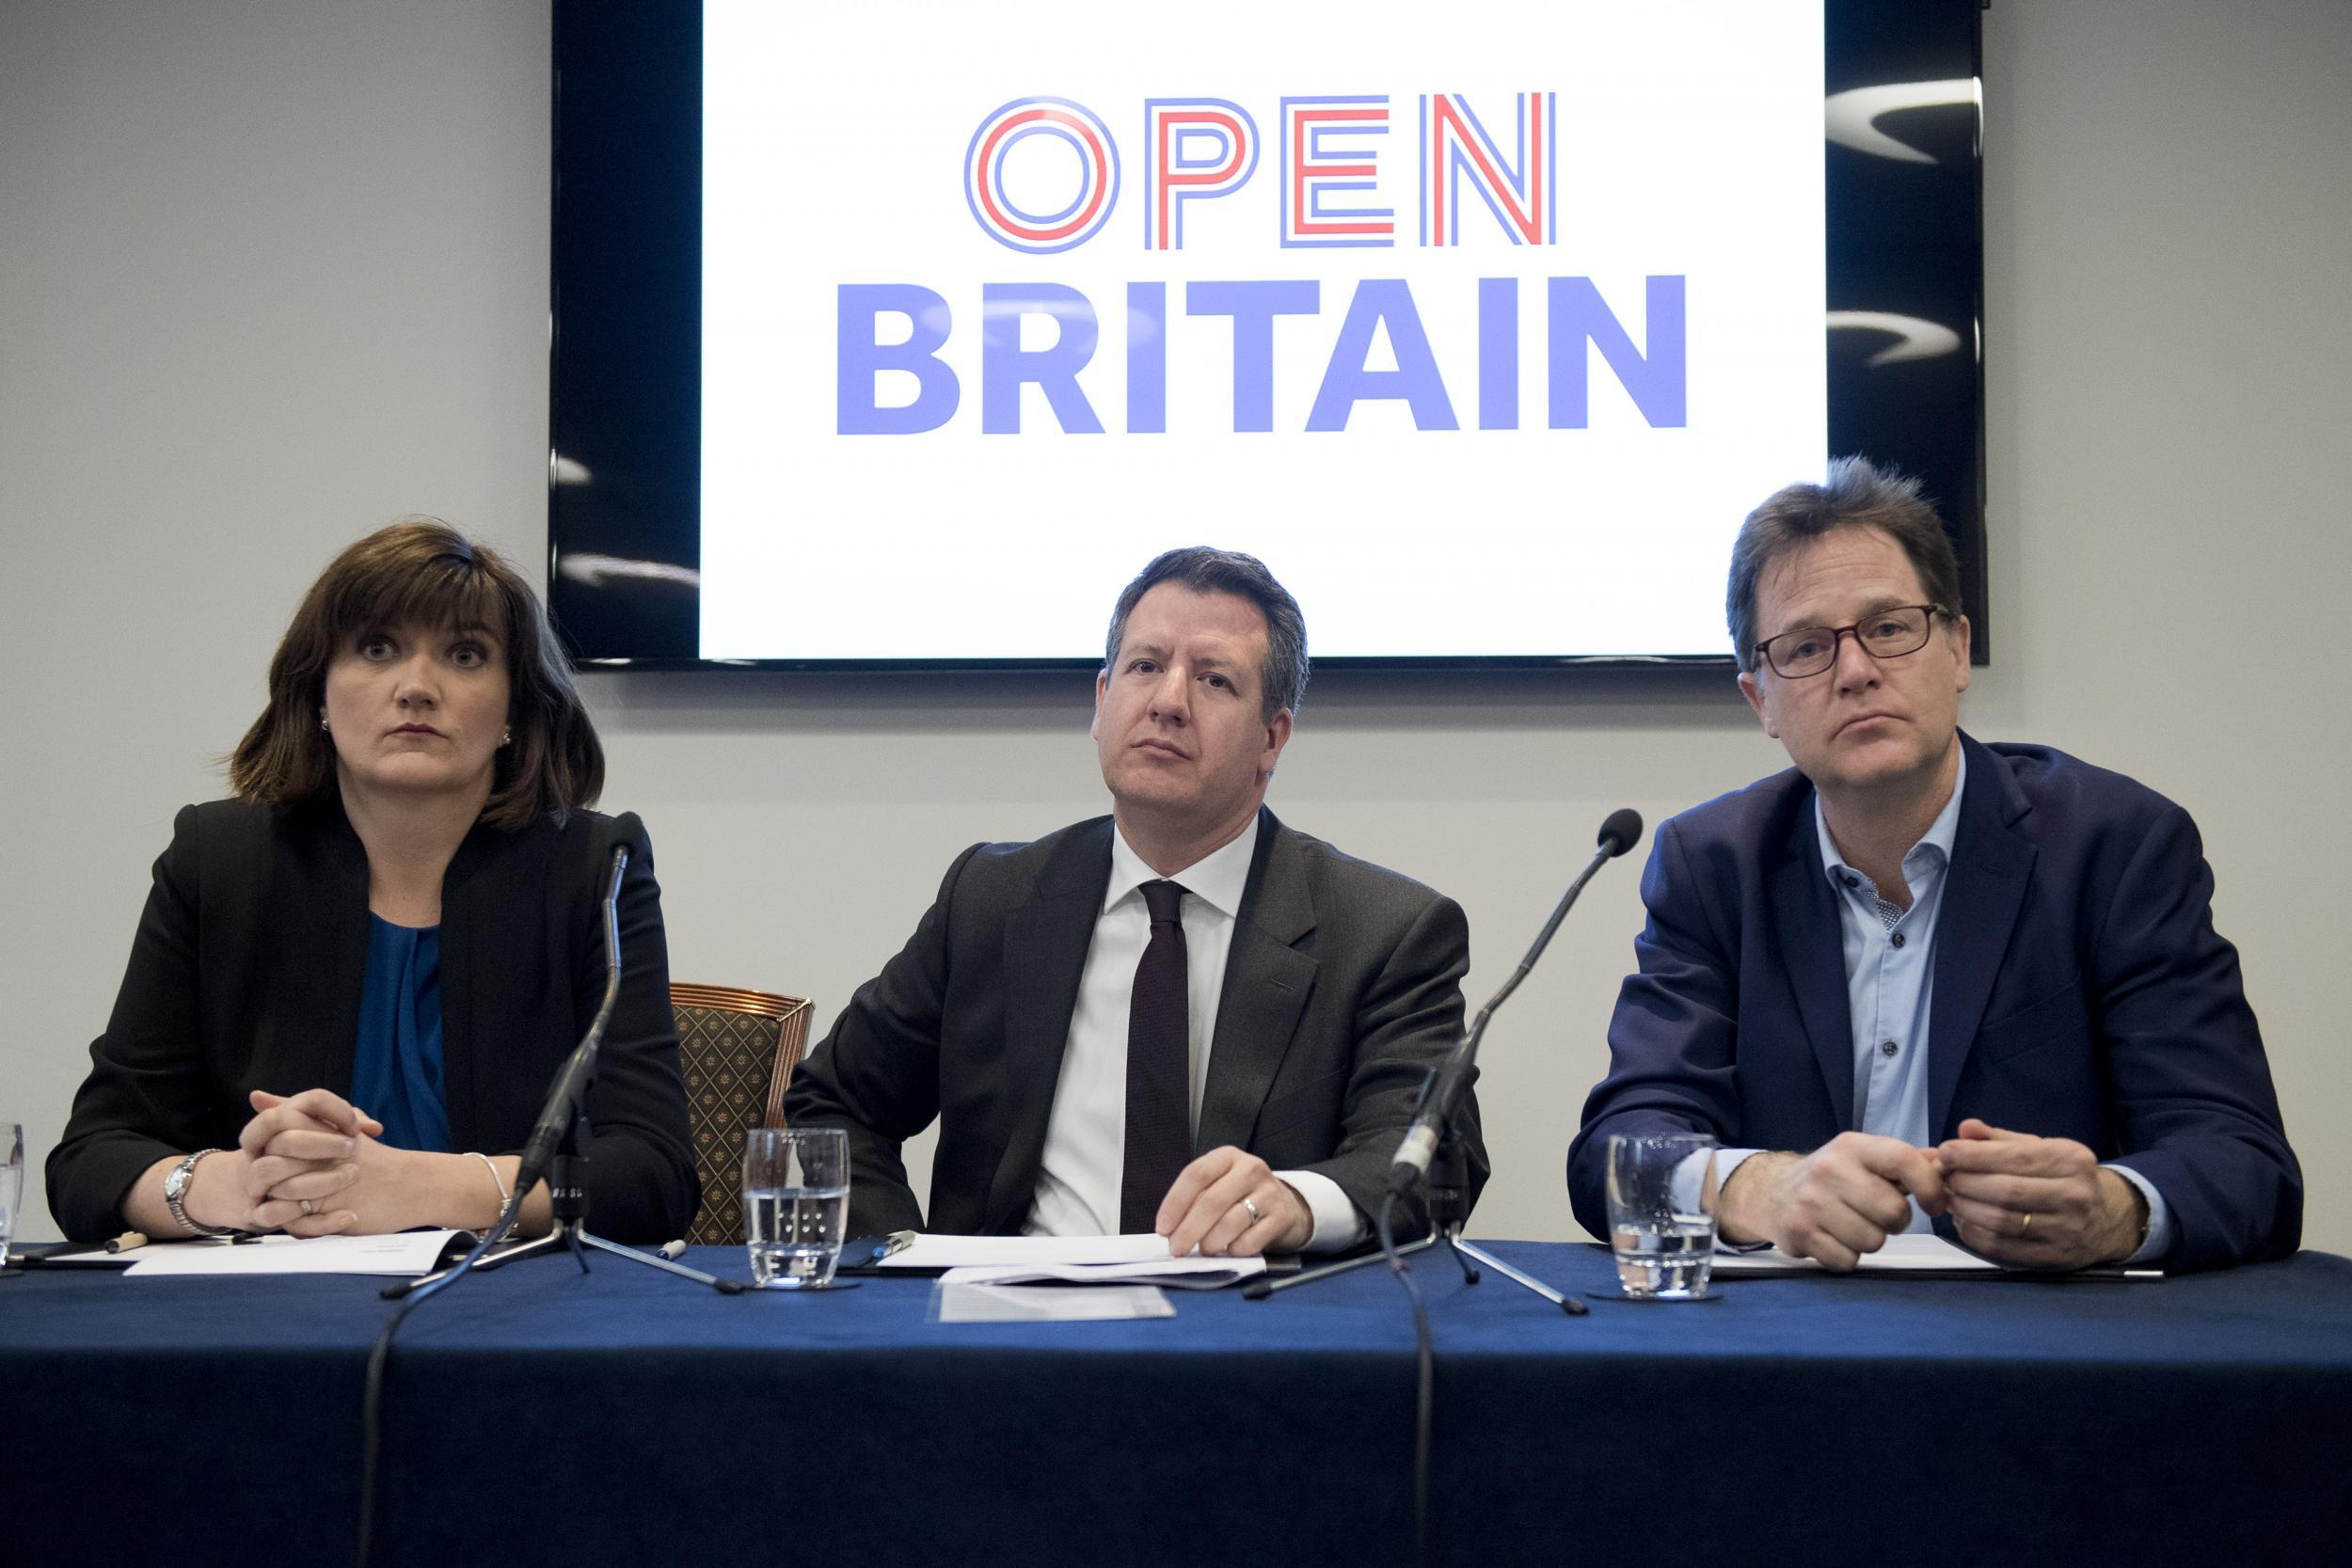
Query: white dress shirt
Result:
<box><xmin>1025</xmin><ymin>816</ymin><xmax>1362</xmax><ymax>1250</ymax></box>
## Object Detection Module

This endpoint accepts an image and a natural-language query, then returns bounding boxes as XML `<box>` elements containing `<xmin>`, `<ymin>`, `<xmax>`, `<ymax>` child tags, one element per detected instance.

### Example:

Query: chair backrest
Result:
<box><xmin>671</xmin><ymin>982</ymin><xmax>815</xmax><ymax>1246</ymax></box>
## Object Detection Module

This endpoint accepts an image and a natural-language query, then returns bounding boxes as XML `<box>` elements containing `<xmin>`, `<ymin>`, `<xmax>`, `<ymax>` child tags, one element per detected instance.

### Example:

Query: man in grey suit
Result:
<box><xmin>787</xmin><ymin>546</ymin><xmax>1486</xmax><ymax>1255</ymax></box>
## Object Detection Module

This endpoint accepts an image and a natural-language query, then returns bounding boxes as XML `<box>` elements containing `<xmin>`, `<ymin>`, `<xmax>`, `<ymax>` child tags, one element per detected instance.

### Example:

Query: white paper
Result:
<box><xmin>1708</xmin><ymin>1233</ymin><xmax>1999</xmax><ymax>1275</ymax></box>
<box><xmin>880</xmin><ymin>1232</ymin><xmax>1190</xmax><ymax>1271</ymax></box>
<box><xmin>932</xmin><ymin>1282</ymin><xmax>1176</xmax><ymax>1323</ymax></box>
<box><xmin>940</xmin><ymin>1256</ymin><xmax>1266</xmax><ymax>1291</ymax></box>
<box><xmin>120</xmin><ymin>1230</ymin><xmax>465</xmax><ymax>1277</ymax></box>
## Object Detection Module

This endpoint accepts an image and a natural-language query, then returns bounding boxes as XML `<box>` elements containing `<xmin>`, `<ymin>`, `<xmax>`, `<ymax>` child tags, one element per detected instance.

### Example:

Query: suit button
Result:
<box><xmin>1881</xmin><ymin>1039</ymin><xmax>1899</xmax><ymax>1057</ymax></box>
<box><xmin>1890</xmin><ymin>931</ymin><xmax>1907</xmax><ymax>949</ymax></box>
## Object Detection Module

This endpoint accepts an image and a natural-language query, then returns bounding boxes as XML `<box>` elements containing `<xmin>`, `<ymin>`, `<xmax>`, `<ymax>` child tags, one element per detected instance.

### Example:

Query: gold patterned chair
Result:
<box><xmin>671</xmin><ymin>983</ymin><xmax>815</xmax><ymax>1245</ymax></box>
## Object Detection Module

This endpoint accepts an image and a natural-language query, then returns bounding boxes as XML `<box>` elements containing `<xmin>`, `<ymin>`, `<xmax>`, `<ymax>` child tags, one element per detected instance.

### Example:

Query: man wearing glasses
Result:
<box><xmin>1567</xmin><ymin>459</ymin><xmax>2298</xmax><ymax>1273</ymax></box>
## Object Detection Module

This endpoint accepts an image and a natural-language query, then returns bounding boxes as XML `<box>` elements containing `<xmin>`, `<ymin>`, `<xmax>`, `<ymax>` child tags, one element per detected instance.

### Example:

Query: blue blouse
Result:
<box><xmin>350</xmin><ymin>914</ymin><xmax>452</xmax><ymax>1153</ymax></box>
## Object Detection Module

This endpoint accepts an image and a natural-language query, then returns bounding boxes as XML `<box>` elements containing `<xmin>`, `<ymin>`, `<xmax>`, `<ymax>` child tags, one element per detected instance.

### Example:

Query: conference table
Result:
<box><xmin>5</xmin><ymin>1240</ymin><xmax>2347</xmax><ymax>1567</ymax></box>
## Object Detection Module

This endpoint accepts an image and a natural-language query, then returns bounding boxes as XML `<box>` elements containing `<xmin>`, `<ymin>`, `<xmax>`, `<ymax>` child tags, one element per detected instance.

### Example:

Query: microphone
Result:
<box><xmin>1387</xmin><ymin>808</ymin><xmax>1645</xmax><ymax>1197</ymax></box>
<box><xmin>501</xmin><ymin>842</ymin><xmax>630</xmax><ymax>1227</ymax></box>
<box><xmin>1596</xmin><ymin>806</ymin><xmax>1643</xmax><ymax>860</ymax></box>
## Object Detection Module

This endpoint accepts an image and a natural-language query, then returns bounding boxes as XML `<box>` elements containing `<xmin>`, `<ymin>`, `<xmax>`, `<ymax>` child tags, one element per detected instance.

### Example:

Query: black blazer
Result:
<box><xmin>787</xmin><ymin>808</ymin><xmax>1486</xmax><ymax>1238</ymax></box>
<box><xmin>47</xmin><ymin>796</ymin><xmax>698</xmax><ymax>1243</ymax></box>
<box><xmin>1568</xmin><ymin>735</ymin><xmax>2300</xmax><ymax>1271</ymax></box>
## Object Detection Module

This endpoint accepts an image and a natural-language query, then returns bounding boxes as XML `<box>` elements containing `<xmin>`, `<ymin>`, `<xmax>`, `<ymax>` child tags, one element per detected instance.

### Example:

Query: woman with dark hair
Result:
<box><xmin>47</xmin><ymin>519</ymin><xmax>697</xmax><ymax>1243</ymax></box>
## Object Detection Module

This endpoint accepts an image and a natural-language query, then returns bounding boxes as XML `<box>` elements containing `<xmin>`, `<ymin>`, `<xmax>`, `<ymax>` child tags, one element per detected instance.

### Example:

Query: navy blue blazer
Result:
<box><xmin>1567</xmin><ymin>734</ymin><xmax>2299</xmax><ymax>1272</ymax></box>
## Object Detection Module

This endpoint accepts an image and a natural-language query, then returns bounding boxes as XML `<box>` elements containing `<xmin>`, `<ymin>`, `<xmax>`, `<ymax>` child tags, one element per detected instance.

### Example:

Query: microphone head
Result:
<box><xmin>1597</xmin><ymin>808</ymin><xmax>1645</xmax><ymax>858</ymax></box>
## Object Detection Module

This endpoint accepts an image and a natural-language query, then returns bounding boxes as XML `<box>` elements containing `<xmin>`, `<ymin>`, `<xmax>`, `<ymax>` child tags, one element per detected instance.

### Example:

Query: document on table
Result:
<box><xmin>1709</xmin><ymin>1233</ymin><xmax>2001</xmax><ymax>1275</ymax></box>
<box><xmin>114</xmin><ymin>1231</ymin><xmax>468</xmax><ymax>1277</ymax></box>
<box><xmin>931</xmin><ymin>1283</ymin><xmax>1177</xmax><ymax>1323</ymax></box>
<box><xmin>882</xmin><ymin>1232</ymin><xmax>1195</xmax><ymax>1271</ymax></box>
<box><xmin>939</xmin><ymin>1256</ymin><xmax>1266</xmax><ymax>1290</ymax></box>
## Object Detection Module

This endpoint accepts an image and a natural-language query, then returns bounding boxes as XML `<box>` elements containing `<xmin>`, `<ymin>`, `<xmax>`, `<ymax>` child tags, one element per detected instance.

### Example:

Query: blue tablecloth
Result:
<box><xmin>5</xmin><ymin>1241</ymin><xmax>2348</xmax><ymax>1566</ymax></box>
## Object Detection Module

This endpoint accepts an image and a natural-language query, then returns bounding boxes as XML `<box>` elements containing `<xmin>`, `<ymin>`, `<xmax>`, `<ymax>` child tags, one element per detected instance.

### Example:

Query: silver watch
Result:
<box><xmin>163</xmin><ymin>1148</ymin><xmax>242</xmax><ymax>1237</ymax></box>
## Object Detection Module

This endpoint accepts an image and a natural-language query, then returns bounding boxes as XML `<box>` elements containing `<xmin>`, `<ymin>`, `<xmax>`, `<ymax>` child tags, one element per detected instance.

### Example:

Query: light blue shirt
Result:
<box><xmin>1808</xmin><ymin>751</ymin><xmax>1966</xmax><ymax>1232</ymax></box>
<box><xmin>1714</xmin><ymin>750</ymin><xmax>2172</xmax><ymax>1261</ymax></box>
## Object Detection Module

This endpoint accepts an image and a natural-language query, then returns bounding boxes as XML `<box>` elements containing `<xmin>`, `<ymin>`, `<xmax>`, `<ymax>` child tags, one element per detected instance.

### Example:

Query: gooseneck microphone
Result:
<box><xmin>359</xmin><ymin>840</ymin><xmax>637</xmax><ymax>1568</ymax></box>
<box><xmin>502</xmin><ymin>841</ymin><xmax>629</xmax><ymax>1227</ymax></box>
<box><xmin>1387</xmin><ymin>808</ymin><xmax>1644</xmax><ymax>1197</ymax></box>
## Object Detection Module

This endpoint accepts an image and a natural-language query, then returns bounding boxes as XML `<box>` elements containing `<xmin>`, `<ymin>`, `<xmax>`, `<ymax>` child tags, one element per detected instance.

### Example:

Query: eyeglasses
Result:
<box><xmin>1754</xmin><ymin>605</ymin><xmax>1945</xmax><ymax>679</ymax></box>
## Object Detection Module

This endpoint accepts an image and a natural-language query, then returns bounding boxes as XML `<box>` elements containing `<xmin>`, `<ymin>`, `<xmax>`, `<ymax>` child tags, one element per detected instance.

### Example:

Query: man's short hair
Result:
<box><xmin>1104</xmin><ymin>546</ymin><xmax>1309</xmax><ymax>721</ymax></box>
<box><xmin>1726</xmin><ymin>457</ymin><xmax>1964</xmax><ymax>673</ymax></box>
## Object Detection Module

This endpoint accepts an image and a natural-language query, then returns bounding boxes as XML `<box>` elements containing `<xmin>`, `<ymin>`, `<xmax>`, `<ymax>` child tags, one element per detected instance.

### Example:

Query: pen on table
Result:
<box><xmin>104</xmin><ymin>1230</ymin><xmax>149</xmax><ymax>1254</ymax></box>
<box><xmin>658</xmin><ymin>1240</ymin><xmax>688</xmax><ymax>1261</ymax></box>
<box><xmin>835</xmin><ymin>1230</ymin><xmax>919</xmax><ymax>1270</ymax></box>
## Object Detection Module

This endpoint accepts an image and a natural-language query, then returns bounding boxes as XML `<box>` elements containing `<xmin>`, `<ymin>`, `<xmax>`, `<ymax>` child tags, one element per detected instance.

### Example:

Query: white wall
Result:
<box><xmin>5</xmin><ymin>0</ymin><xmax>2346</xmax><ymax>1252</ymax></box>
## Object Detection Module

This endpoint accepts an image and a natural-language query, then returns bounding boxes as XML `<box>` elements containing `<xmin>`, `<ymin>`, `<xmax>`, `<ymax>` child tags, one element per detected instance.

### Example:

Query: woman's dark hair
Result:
<box><xmin>229</xmin><ymin>518</ymin><xmax>602</xmax><ymax>830</ymax></box>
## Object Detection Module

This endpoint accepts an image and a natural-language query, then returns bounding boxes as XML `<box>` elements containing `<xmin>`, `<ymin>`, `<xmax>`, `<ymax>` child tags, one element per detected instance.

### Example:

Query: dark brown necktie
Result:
<box><xmin>1120</xmin><ymin>879</ymin><xmax>1191</xmax><ymax>1232</ymax></box>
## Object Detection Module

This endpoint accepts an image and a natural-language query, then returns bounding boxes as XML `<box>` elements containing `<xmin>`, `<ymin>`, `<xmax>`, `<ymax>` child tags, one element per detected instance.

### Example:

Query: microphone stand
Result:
<box><xmin>1241</xmin><ymin>1086</ymin><xmax>1578</xmax><ymax>1311</ymax></box>
<box><xmin>1247</xmin><ymin>810</ymin><xmax>1642</xmax><ymax>1310</ymax></box>
<box><xmin>357</xmin><ymin>842</ymin><xmax>739</xmax><ymax>1568</ymax></box>
<box><xmin>1243</xmin><ymin>810</ymin><xmax>1640</xmax><ymax>1568</ymax></box>
<box><xmin>388</xmin><ymin>845</ymin><xmax>742</xmax><ymax>1300</ymax></box>
<box><xmin>1244</xmin><ymin>1120</ymin><xmax>1534</xmax><ymax>1298</ymax></box>
<box><xmin>397</xmin><ymin>1105</ymin><xmax>740</xmax><ymax>1293</ymax></box>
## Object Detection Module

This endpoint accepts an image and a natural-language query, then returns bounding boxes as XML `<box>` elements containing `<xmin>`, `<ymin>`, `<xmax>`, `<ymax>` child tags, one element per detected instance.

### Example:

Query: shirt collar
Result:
<box><xmin>1105</xmin><ymin>812</ymin><xmax>1263</xmax><ymax>920</ymax></box>
<box><xmin>1815</xmin><ymin>745</ymin><xmax>1968</xmax><ymax>885</ymax></box>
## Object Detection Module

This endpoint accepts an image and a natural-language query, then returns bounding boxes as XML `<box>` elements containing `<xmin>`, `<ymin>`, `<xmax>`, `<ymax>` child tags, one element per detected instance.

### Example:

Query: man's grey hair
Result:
<box><xmin>1103</xmin><ymin>546</ymin><xmax>1309</xmax><ymax>721</ymax></box>
<box><xmin>1726</xmin><ymin>456</ymin><xmax>1964</xmax><ymax>673</ymax></box>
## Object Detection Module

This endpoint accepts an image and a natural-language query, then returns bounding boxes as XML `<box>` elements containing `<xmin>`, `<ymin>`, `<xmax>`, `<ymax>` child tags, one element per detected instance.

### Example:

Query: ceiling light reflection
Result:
<box><xmin>557</xmin><ymin>553</ymin><xmax>701</xmax><ymax>589</ymax></box>
<box><xmin>1825</xmin><ymin>78</ymin><xmax>1979</xmax><ymax>164</ymax></box>
<box><xmin>1827</xmin><ymin>310</ymin><xmax>1963</xmax><ymax>367</ymax></box>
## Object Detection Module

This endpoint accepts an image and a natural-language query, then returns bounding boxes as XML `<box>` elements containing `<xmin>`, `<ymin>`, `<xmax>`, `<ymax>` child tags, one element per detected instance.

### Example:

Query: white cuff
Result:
<box><xmin>2103</xmin><ymin>1162</ymin><xmax>2174</xmax><ymax>1264</ymax></box>
<box><xmin>1681</xmin><ymin>1147</ymin><xmax>1760</xmax><ymax>1222</ymax></box>
<box><xmin>1279</xmin><ymin>1169</ymin><xmax>1366</xmax><ymax>1253</ymax></box>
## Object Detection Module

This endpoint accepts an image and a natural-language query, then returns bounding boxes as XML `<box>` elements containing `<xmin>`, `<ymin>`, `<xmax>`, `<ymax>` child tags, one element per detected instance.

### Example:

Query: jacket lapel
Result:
<box><xmin>981</xmin><ymin>820</ymin><xmax>1114</xmax><ymax>1233</ymax></box>
<box><xmin>434</xmin><ymin>821</ymin><xmax>501</xmax><ymax>1154</ymax></box>
<box><xmin>1197</xmin><ymin>810</ymin><xmax>1317</xmax><ymax>1154</ymax></box>
<box><xmin>1928</xmin><ymin>735</ymin><xmax>2037</xmax><ymax>1139</ymax></box>
<box><xmin>313</xmin><ymin>801</ymin><xmax>373</xmax><ymax>1111</ymax></box>
<box><xmin>1768</xmin><ymin>793</ymin><xmax>1858</xmax><ymax>1131</ymax></box>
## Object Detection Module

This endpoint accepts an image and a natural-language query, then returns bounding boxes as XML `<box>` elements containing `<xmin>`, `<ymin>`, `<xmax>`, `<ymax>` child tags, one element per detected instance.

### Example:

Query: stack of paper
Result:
<box><xmin>110</xmin><ymin>1231</ymin><xmax>467</xmax><ymax>1277</ymax></box>
<box><xmin>884</xmin><ymin>1231</ymin><xmax>1266</xmax><ymax>1288</ymax></box>
<box><xmin>1708</xmin><ymin>1233</ymin><xmax>1999</xmax><ymax>1275</ymax></box>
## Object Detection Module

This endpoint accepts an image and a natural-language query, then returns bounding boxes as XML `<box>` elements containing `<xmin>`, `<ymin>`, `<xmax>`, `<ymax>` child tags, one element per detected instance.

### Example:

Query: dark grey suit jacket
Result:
<box><xmin>787</xmin><ymin>808</ymin><xmax>1486</xmax><ymax>1238</ymax></box>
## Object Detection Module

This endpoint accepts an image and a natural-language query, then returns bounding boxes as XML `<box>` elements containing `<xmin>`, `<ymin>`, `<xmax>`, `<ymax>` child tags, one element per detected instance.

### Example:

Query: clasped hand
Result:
<box><xmin>183</xmin><ymin>1088</ymin><xmax>383</xmax><ymax>1236</ymax></box>
<box><xmin>1936</xmin><ymin>1117</ymin><xmax>2144</xmax><ymax>1268</ymax></box>
<box><xmin>1721</xmin><ymin>1119</ymin><xmax>2140</xmax><ymax>1272</ymax></box>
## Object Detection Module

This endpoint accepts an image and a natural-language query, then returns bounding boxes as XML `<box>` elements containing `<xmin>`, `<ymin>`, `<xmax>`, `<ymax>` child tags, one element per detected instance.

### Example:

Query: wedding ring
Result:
<box><xmin>299</xmin><ymin>1199</ymin><xmax>317</xmax><ymax>1216</ymax></box>
<box><xmin>1241</xmin><ymin>1196</ymin><xmax>1263</xmax><ymax>1224</ymax></box>
<box><xmin>2019</xmin><ymin>1211</ymin><xmax>2033</xmax><ymax>1237</ymax></box>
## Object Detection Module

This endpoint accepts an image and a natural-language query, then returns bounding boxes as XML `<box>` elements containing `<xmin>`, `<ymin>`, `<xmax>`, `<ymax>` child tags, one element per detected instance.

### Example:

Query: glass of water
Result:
<box><xmin>742</xmin><ymin>1126</ymin><xmax>850</xmax><ymax>1289</ymax></box>
<box><xmin>2</xmin><ymin>1122</ymin><xmax>24</xmax><ymax>1272</ymax></box>
<box><xmin>1605</xmin><ymin>1132</ymin><xmax>1718</xmax><ymax>1298</ymax></box>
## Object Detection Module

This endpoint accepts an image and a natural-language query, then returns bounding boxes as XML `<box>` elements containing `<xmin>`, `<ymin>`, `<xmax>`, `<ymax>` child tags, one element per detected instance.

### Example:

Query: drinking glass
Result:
<box><xmin>1605</xmin><ymin>1132</ymin><xmax>1718</xmax><ymax>1298</ymax></box>
<box><xmin>742</xmin><ymin>1127</ymin><xmax>850</xmax><ymax>1289</ymax></box>
<box><xmin>1</xmin><ymin>1122</ymin><xmax>24</xmax><ymax>1270</ymax></box>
